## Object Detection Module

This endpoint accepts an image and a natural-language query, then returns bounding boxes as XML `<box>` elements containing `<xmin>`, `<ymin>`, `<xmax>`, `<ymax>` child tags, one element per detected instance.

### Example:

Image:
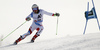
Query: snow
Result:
<box><xmin>0</xmin><ymin>33</ymin><xmax>100</xmax><ymax>50</ymax></box>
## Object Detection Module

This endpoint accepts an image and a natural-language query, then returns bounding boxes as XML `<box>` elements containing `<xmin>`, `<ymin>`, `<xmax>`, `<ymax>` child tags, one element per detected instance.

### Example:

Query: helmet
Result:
<box><xmin>32</xmin><ymin>4</ymin><xmax>39</xmax><ymax>13</ymax></box>
<box><xmin>32</xmin><ymin>4</ymin><xmax>38</xmax><ymax>9</ymax></box>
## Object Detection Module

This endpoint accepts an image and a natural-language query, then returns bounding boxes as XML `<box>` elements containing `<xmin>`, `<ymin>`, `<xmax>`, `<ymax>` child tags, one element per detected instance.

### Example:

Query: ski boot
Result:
<box><xmin>31</xmin><ymin>34</ymin><xmax>39</xmax><ymax>42</ymax></box>
<box><xmin>31</xmin><ymin>39</ymin><xmax>34</xmax><ymax>42</ymax></box>
<box><xmin>14</xmin><ymin>36</ymin><xmax>24</xmax><ymax>45</ymax></box>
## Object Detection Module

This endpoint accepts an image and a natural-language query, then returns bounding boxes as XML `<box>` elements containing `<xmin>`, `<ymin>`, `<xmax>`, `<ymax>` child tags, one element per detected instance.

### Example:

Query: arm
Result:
<box><xmin>42</xmin><ymin>10</ymin><xmax>54</xmax><ymax>16</ymax></box>
<box><xmin>26</xmin><ymin>12</ymin><xmax>33</xmax><ymax>21</ymax></box>
<box><xmin>42</xmin><ymin>10</ymin><xmax>60</xmax><ymax>17</ymax></box>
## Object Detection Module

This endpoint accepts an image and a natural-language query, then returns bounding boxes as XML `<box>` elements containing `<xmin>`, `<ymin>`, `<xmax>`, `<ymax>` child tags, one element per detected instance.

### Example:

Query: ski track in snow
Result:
<box><xmin>0</xmin><ymin>33</ymin><xmax>100</xmax><ymax>50</ymax></box>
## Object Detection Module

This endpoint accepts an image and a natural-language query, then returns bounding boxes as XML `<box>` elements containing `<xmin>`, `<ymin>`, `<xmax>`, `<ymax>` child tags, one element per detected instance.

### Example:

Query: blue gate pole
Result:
<box><xmin>96</xmin><ymin>18</ymin><xmax>100</xmax><ymax>30</ymax></box>
<box><xmin>92</xmin><ymin>0</ymin><xmax>100</xmax><ymax>30</ymax></box>
<box><xmin>92</xmin><ymin>0</ymin><xmax>95</xmax><ymax>7</ymax></box>
<box><xmin>83</xmin><ymin>20</ymin><xmax>88</xmax><ymax>35</ymax></box>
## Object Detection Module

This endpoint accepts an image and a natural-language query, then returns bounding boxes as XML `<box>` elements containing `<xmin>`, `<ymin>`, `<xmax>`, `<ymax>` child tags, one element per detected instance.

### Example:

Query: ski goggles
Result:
<box><xmin>32</xmin><ymin>8</ymin><xmax>38</xmax><ymax>10</ymax></box>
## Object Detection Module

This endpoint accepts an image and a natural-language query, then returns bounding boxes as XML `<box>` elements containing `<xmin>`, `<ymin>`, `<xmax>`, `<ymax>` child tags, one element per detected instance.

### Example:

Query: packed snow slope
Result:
<box><xmin>0</xmin><ymin>33</ymin><xmax>100</xmax><ymax>50</ymax></box>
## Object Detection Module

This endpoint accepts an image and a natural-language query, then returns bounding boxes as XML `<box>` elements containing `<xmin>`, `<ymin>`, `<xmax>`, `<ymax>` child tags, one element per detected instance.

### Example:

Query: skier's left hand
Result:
<box><xmin>55</xmin><ymin>13</ymin><xmax>60</xmax><ymax>17</ymax></box>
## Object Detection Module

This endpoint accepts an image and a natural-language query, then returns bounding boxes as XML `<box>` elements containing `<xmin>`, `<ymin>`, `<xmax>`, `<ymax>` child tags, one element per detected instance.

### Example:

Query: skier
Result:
<box><xmin>14</xmin><ymin>4</ymin><xmax>60</xmax><ymax>45</ymax></box>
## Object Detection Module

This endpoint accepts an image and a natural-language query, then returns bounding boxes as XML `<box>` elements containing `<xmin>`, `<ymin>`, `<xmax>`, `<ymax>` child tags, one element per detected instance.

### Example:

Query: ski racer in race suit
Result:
<box><xmin>14</xmin><ymin>4</ymin><xmax>60</xmax><ymax>44</ymax></box>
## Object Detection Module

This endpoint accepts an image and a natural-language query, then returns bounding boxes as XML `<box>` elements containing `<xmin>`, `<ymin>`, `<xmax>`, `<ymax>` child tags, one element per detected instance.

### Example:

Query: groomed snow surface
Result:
<box><xmin>0</xmin><ymin>33</ymin><xmax>100</xmax><ymax>50</ymax></box>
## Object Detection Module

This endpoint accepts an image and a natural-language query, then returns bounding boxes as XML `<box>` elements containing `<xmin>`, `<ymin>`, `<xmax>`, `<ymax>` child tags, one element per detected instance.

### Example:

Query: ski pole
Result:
<box><xmin>56</xmin><ymin>17</ymin><xmax>59</xmax><ymax>35</ymax></box>
<box><xmin>1</xmin><ymin>21</ymin><xmax>27</xmax><ymax>41</ymax></box>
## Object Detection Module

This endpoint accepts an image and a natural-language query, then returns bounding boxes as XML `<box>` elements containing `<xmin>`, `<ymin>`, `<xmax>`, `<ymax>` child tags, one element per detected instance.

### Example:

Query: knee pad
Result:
<box><xmin>28</xmin><ymin>28</ymin><xmax>32</xmax><ymax>34</ymax></box>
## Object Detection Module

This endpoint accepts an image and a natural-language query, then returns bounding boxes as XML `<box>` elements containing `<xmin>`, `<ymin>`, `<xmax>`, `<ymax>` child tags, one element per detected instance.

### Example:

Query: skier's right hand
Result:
<box><xmin>54</xmin><ymin>13</ymin><xmax>60</xmax><ymax>17</ymax></box>
<box><xmin>26</xmin><ymin>17</ymin><xmax>31</xmax><ymax>21</ymax></box>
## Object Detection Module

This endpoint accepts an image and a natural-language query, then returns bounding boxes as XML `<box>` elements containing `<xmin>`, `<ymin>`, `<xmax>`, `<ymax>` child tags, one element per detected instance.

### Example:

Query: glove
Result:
<box><xmin>54</xmin><ymin>13</ymin><xmax>60</xmax><ymax>17</ymax></box>
<box><xmin>26</xmin><ymin>17</ymin><xmax>31</xmax><ymax>21</ymax></box>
